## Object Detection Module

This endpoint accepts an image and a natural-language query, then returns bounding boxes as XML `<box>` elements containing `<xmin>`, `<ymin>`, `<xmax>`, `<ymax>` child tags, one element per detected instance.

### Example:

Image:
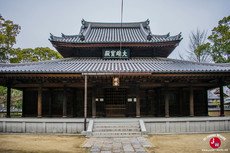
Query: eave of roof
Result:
<box><xmin>0</xmin><ymin>57</ymin><xmax>229</xmax><ymax>74</ymax></box>
<box><xmin>50</xmin><ymin>40</ymin><xmax>181</xmax><ymax>49</ymax></box>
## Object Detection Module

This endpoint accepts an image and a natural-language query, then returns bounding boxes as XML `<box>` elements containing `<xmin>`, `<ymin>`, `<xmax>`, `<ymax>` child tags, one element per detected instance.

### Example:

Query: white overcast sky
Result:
<box><xmin>0</xmin><ymin>0</ymin><xmax>229</xmax><ymax>59</ymax></box>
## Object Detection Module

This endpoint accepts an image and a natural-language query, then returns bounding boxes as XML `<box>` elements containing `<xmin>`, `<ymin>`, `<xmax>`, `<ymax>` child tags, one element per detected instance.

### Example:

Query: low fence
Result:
<box><xmin>0</xmin><ymin>118</ymin><xmax>85</xmax><ymax>133</ymax></box>
<box><xmin>0</xmin><ymin>117</ymin><xmax>229</xmax><ymax>134</ymax></box>
<box><xmin>143</xmin><ymin>117</ymin><xmax>230</xmax><ymax>134</ymax></box>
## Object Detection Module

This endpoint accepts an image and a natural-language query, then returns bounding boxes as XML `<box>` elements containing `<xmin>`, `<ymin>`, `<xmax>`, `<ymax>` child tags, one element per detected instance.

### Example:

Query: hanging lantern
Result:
<box><xmin>113</xmin><ymin>77</ymin><xmax>120</xmax><ymax>86</ymax></box>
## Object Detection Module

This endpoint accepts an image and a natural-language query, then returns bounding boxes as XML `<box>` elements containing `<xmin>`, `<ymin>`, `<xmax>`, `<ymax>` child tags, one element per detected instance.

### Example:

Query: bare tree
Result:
<box><xmin>179</xmin><ymin>29</ymin><xmax>211</xmax><ymax>62</ymax></box>
<box><xmin>187</xmin><ymin>29</ymin><xmax>211</xmax><ymax>62</ymax></box>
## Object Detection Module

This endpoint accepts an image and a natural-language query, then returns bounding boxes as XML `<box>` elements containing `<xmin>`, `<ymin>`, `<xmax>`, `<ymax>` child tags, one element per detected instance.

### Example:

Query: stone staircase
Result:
<box><xmin>91</xmin><ymin>121</ymin><xmax>142</xmax><ymax>137</ymax></box>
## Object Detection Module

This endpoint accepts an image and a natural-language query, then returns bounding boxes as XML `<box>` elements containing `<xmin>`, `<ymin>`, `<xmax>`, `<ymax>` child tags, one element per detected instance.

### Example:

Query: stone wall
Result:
<box><xmin>144</xmin><ymin>117</ymin><xmax>230</xmax><ymax>134</ymax></box>
<box><xmin>0</xmin><ymin>118</ymin><xmax>84</xmax><ymax>133</ymax></box>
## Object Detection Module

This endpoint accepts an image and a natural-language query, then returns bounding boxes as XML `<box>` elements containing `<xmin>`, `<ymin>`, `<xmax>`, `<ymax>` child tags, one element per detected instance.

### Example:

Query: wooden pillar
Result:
<box><xmin>37</xmin><ymin>87</ymin><xmax>42</xmax><ymax>118</ymax></box>
<box><xmin>205</xmin><ymin>88</ymin><xmax>209</xmax><ymax>116</ymax></box>
<box><xmin>220</xmin><ymin>85</ymin><xmax>225</xmax><ymax>117</ymax></box>
<box><xmin>157</xmin><ymin>89</ymin><xmax>161</xmax><ymax>117</ymax></box>
<box><xmin>63</xmin><ymin>88</ymin><xmax>67</xmax><ymax>117</ymax></box>
<box><xmin>189</xmin><ymin>86</ymin><xmax>194</xmax><ymax>117</ymax></box>
<box><xmin>71</xmin><ymin>90</ymin><xmax>74</xmax><ymax>117</ymax></box>
<box><xmin>6</xmin><ymin>85</ymin><xmax>11</xmax><ymax>118</ymax></box>
<box><xmin>48</xmin><ymin>89</ymin><xmax>52</xmax><ymax>117</ymax></box>
<box><xmin>165</xmin><ymin>93</ymin><xmax>170</xmax><ymax>118</ymax></box>
<box><xmin>22</xmin><ymin>89</ymin><xmax>25</xmax><ymax>117</ymax></box>
<box><xmin>92</xmin><ymin>88</ymin><xmax>96</xmax><ymax>118</ymax></box>
<box><xmin>179</xmin><ymin>88</ymin><xmax>183</xmax><ymax>116</ymax></box>
<box><xmin>136</xmin><ymin>86</ymin><xmax>140</xmax><ymax>117</ymax></box>
<box><xmin>84</xmin><ymin>75</ymin><xmax>88</xmax><ymax>131</ymax></box>
<box><xmin>136</xmin><ymin>97</ymin><xmax>140</xmax><ymax>117</ymax></box>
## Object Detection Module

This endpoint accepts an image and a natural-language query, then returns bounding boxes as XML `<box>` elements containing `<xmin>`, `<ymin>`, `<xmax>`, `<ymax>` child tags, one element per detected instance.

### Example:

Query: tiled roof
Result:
<box><xmin>0</xmin><ymin>58</ymin><xmax>229</xmax><ymax>74</ymax></box>
<box><xmin>49</xmin><ymin>19</ymin><xmax>182</xmax><ymax>44</ymax></box>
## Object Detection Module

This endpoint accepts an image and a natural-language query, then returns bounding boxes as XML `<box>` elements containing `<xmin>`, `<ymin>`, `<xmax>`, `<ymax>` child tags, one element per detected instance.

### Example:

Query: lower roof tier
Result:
<box><xmin>0</xmin><ymin>57</ymin><xmax>230</xmax><ymax>74</ymax></box>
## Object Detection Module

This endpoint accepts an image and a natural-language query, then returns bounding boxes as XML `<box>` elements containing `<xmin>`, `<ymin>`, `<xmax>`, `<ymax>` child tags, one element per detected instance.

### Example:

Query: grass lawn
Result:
<box><xmin>147</xmin><ymin>133</ymin><xmax>230</xmax><ymax>153</ymax></box>
<box><xmin>0</xmin><ymin>134</ymin><xmax>88</xmax><ymax>153</ymax></box>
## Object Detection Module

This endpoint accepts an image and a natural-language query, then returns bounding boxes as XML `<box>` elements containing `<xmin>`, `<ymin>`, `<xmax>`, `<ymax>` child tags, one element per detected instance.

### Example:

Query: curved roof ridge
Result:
<box><xmin>61</xmin><ymin>33</ymin><xmax>79</xmax><ymax>38</ymax></box>
<box><xmin>81</xmin><ymin>19</ymin><xmax>150</xmax><ymax>28</ymax></box>
<box><xmin>81</xmin><ymin>23</ymin><xmax>91</xmax><ymax>39</ymax></box>
<box><xmin>167</xmin><ymin>32</ymin><xmax>182</xmax><ymax>40</ymax></box>
<box><xmin>49</xmin><ymin>33</ymin><xmax>63</xmax><ymax>41</ymax></box>
<box><xmin>152</xmin><ymin>33</ymin><xmax>170</xmax><ymax>38</ymax></box>
<box><xmin>139</xmin><ymin>23</ymin><xmax>149</xmax><ymax>39</ymax></box>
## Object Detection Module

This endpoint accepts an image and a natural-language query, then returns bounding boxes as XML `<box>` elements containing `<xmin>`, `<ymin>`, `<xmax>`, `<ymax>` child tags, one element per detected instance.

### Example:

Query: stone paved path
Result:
<box><xmin>83</xmin><ymin>137</ymin><xmax>152</xmax><ymax>153</ymax></box>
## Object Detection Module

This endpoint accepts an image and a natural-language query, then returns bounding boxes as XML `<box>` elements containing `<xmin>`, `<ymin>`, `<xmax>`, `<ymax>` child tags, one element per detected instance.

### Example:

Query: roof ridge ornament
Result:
<box><xmin>147</xmin><ymin>32</ymin><xmax>152</xmax><ymax>41</ymax></box>
<box><xmin>61</xmin><ymin>33</ymin><xmax>65</xmax><ymax>38</ymax></box>
<box><xmin>146</xmin><ymin>19</ymin><xmax>150</xmax><ymax>25</ymax></box>
<box><xmin>178</xmin><ymin>32</ymin><xmax>182</xmax><ymax>38</ymax></box>
<box><xmin>167</xmin><ymin>32</ymin><xmax>170</xmax><ymax>37</ymax></box>
<box><xmin>81</xmin><ymin>19</ymin><xmax>86</xmax><ymax>25</ymax></box>
<box><xmin>50</xmin><ymin>33</ymin><xmax>53</xmax><ymax>39</ymax></box>
<box><xmin>79</xmin><ymin>32</ymin><xmax>85</xmax><ymax>41</ymax></box>
<box><xmin>81</xmin><ymin>19</ymin><xmax>87</xmax><ymax>29</ymax></box>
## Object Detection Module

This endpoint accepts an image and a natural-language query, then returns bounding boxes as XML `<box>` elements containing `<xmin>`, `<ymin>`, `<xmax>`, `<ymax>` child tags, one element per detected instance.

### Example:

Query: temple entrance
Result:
<box><xmin>104</xmin><ymin>88</ymin><xmax>127</xmax><ymax>117</ymax></box>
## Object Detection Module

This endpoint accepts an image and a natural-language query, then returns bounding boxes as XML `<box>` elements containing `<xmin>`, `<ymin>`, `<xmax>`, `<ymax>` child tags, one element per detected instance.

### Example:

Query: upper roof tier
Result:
<box><xmin>49</xmin><ymin>19</ymin><xmax>182</xmax><ymax>58</ymax></box>
<box><xmin>50</xmin><ymin>19</ymin><xmax>182</xmax><ymax>44</ymax></box>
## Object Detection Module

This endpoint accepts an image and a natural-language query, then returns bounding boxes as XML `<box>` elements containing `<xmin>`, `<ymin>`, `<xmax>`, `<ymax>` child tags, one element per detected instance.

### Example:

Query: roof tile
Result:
<box><xmin>50</xmin><ymin>20</ymin><xmax>182</xmax><ymax>44</ymax></box>
<box><xmin>0</xmin><ymin>57</ymin><xmax>230</xmax><ymax>74</ymax></box>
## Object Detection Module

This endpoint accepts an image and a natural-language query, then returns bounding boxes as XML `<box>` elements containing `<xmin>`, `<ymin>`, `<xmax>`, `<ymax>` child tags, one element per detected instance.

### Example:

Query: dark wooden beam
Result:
<box><xmin>63</xmin><ymin>88</ymin><xmax>67</xmax><ymax>117</ymax></box>
<box><xmin>48</xmin><ymin>89</ymin><xmax>53</xmax><ymax>117</ymax></box>
<box><xmin>92</xmin><ymin>87</ymin><xmax>96</xmax><ymax>118</ymax></box>
<box><xmin>165</xmin><ymin>92</ymin><xmax>170</xmax><ymax>118</ymax></box>
<box><xmin>12</xmin><ymin>83</ymin><xmax>87</xmax><ymax>88</ymax></box>
<box><xmin>189</xmin><ymin>86</ymin><xmax>194</xmax><ymax>117</ymax></box>
<box><xmin>141</xmin><ymin>83</ymin><xmax>219</xmax><ymax>88</ymax></box>
<box><xmin>179</xmin><ymin>88</ymin><xmax>183</xmax><ymax>116</ymax></box>
<box><xmin>136</xmin><ymin>85</ymin><xmax>140</xmax><ymax>117</ymax></box>
<box><xmin>84</xmin><ymin>75</ymin><xmax>88</xmax><ymax>131</ymax></box>
<box><xmin>220</xmin><ymin>83</ymin><xmax>225</xmax><ymax>117</ymax></box>
<box><xmin>37</xmin><ymin>86</ymin><xmax>42</xmax><ymax>117</ymax></box>
<box><xmin>6</xmin><ymin>84</ymin><xmax>11</xmax><ymax>118</ymax></box>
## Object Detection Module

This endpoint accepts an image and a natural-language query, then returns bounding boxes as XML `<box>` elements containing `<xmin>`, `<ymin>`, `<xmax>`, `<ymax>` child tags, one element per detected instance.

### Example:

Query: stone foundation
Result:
<box><xmin>0</xmin><ymin>117</ymin><xmax>229</xmax><ymax>134</ymax></box>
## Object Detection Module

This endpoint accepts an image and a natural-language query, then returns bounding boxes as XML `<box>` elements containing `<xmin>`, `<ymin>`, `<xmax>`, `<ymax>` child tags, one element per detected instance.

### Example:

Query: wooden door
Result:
<box><xmin>104</xmin><ymin>88</ymin><xmax>127</xmax><ymax>117</ymax></box>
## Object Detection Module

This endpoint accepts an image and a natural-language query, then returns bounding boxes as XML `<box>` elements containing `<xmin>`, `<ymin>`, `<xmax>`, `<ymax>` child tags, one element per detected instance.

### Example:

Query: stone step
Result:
<box><xmin>91</xmin><ymin>121</ymin><xmax>141</xmax><ymax>138</ymax></box>
<box><xmin>92</xmin><ymin>131</ymin><xmax>142</xmax><ymax>138</ymax></box>
<box><xmin>93</xmin><ymin>127</ymin><xmax>140</xmax><ymax>132</ymax></box>
<box><xmin>94</xmin><ymin>123</ymin><xmax>139</xmax><ymax>128</ymax></box>
<box><xmin>94</xmin><ymin>122</ymin><xmax>139</xmax><ymax>125</ymax></box>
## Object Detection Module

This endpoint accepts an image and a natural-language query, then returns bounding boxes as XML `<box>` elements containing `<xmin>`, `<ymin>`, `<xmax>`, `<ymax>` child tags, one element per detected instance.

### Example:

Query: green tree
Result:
<box><xmin>0</xmin><ymin>15</ymin><xmax>21</xmax><ymax>63</ymax></box>
<box><xmin>207</xmin><ymin>15</ymin><xmax>230</xmax><ymax>63</ymax></box>
<box><xmin>0</xmin><ymin>86</ymin><xmax>7</xmax><ymax>105</ymax></box>
<box><xmin>0</xmin><ymin>16</ymin><xmax>62</xmax><ymax>113</ymax></box>
<box><xmin>2</xmin><ymin>47</ymin><xmax>62</xmax><ymax>111</ymax></box>
<box><xmin>10</xmin><ymin>47</ymin><xmax>62</xmax><ymax>63</ymax></box>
